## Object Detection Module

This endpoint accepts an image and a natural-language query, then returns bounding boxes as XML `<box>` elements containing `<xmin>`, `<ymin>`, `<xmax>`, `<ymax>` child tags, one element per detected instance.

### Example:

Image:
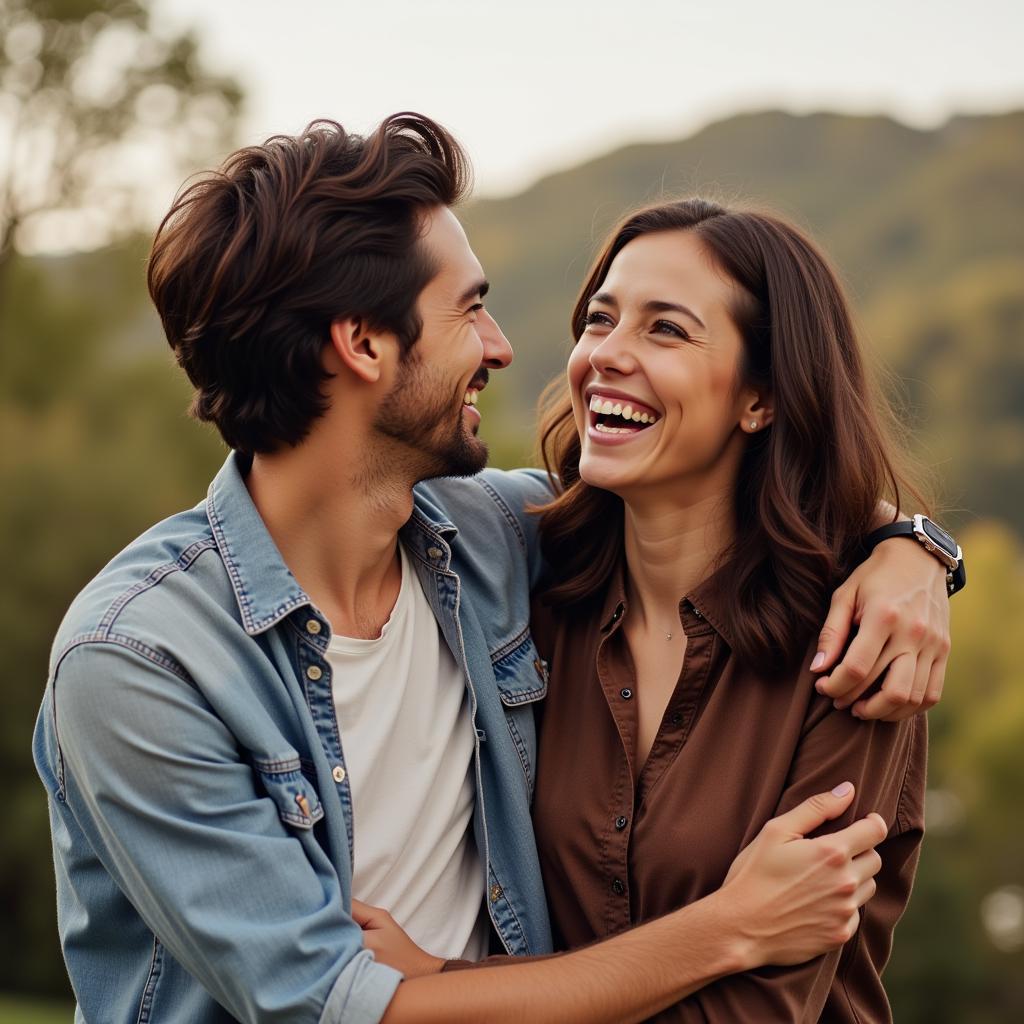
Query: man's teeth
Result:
<box><xmin>588</xmin><ymin>394</ymin><xmax>657</xmax><ymax>424</ymax></box>
<box><xmin>463</xmin><ymin>389</ymin><xmax>479</xmax><ymax>406</ymax></box>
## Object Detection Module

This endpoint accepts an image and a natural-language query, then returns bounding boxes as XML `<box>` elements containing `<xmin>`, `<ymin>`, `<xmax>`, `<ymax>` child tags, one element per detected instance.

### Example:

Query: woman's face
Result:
<box><xmin>568</xmin><ymin>229</ymin><xmax>769</xmax><ymax>502</ymax></box>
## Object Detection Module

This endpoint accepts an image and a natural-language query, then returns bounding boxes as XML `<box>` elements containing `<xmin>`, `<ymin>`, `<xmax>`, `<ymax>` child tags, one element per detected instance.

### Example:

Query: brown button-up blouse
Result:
<box><xmin>528</xmin><ymin>559</ymin><xmax>926</xmax><ymax>1023</ymax></box>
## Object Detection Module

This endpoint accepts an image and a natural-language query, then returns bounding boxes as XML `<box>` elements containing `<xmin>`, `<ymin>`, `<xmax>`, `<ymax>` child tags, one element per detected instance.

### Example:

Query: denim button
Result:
<box><xmin>427</xmin><ymin>546</ymin><xmax>444</xmax><ymax>559</ymax></box>
<box><xmin>332</xmin><ymin>765</ymin><xmax>346</xmax><ymax>783</ymax></box>
<box><xmin>611</xmin><ymin>878</ymin><xmax>625</xmax><ymax>895</ymax></box>
<box><xmin>490</xmin><ymin>884</ymin><xmax>503</xmax><ymax>902</ymax></box>
<box><xmin>615</xmin><ymin>816</ymin><xmax>628</xmax><ymax>831</ymax></box>
<box><xmin>306</xmin><ymin>665</ymin><xmax>323</xmax><ymax>681</ymax></box>
<box><xmin>306</xmin><ymin>619</ymin><xmax>321</xmax><ymax>635</ymax></box>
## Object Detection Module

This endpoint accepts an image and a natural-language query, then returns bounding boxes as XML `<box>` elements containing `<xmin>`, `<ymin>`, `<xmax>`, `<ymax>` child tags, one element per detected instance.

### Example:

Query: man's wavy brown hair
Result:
<box><xmin>535</xmin><ymin>198</ymin><xmax>928</xmax><ymax>673</ymax></box>
<box><xmin>148</xmin><ymin>113</ymin><xmax>470</xmax><ymax>454</ymax></box>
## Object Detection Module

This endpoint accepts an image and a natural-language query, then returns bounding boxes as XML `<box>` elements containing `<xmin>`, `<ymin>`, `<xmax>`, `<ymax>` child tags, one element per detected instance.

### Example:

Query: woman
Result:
<box><xmin>362</xmin><ymin>198</ymin><xmax>932</xmax><ymax>1021</ymax></box>
<box><xmin>526</xmin><ymin>198</ymin><xmax>928</xmax><ymax>1021</ymax></box>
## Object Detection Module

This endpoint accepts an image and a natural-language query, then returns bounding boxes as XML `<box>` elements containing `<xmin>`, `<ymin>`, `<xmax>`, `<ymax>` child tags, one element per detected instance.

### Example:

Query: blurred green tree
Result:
<box><xmin>887</xmin><ymin>521</ymin><xmax>1024</xmax><ymax>1022</ymax></box>
<box><xmin>0</xmin><ymin>0</ymin><xmax>242</xmax><ymax>290</ymax></box>
<box><xmin>0</xmin><ymin>0</ymin><xmax>242</xmax><ymax>998</ymax></box>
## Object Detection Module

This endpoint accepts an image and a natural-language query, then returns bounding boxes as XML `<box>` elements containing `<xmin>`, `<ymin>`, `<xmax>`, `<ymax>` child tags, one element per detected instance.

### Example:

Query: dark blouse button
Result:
<box><xmin>670</xmin><ymin>711</ymin><xmax>683</xmax><ymax>725</ymax></box>
<box><xmin>620</xmin><ymin>687</ymin><xmax>633</xmax><ymax>700</ymax></box>
<box><xmin>615</xmin><ymin>816</ymin><xmax>628</xmax><ymax>831</ymax></box>
<box><xmin>611</xmin><ymin>878</ymin><xmax>625</xmax><ymax>895</ymax></box>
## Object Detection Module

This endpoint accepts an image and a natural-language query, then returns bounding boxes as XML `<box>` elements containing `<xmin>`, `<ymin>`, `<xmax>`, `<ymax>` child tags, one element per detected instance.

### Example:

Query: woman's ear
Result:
<box><xmin>327</xmin><ymin>317</ymin><xmax>394</xmax><ymax>384</ymax></box>
<box><xmin>740</xmin><ymin>389</ymin><xmax>774</xmax><ymax>434</ymax></box>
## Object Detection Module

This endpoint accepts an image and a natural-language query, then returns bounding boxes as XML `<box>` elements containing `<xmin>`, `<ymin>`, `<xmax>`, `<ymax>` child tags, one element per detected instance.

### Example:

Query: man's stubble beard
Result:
<box><xmin>372</xmin><ymin>352</ymin><xmax>489</xmax><ymax>482</ymax></box>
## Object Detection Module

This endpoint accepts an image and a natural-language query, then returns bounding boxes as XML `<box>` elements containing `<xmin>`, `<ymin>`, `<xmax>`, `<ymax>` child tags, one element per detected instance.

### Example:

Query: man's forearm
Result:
<box><xmin>871</xmin><ymin>499</ymin><xmax>905</xmax><ymax>530</ymax></box>
<box><xmin>382</xmin><ymin>892</ymin><xmax>746</xmax><ymax>1024</ymax></box>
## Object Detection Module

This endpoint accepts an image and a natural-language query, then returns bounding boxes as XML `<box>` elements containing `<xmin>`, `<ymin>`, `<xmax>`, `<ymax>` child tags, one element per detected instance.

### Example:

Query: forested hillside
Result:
<box><xmin>464</xmin><ymin>109</ymin><xmax>1024</xmax><ymax>533</ymax></box>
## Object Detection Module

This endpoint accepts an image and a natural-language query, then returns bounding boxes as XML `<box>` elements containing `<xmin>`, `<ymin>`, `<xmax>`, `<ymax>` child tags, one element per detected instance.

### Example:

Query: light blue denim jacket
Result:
<box><xmin>33</xmin><ymin>453</ymin><xmax>555</xmax><ymax>1023</ymax></box>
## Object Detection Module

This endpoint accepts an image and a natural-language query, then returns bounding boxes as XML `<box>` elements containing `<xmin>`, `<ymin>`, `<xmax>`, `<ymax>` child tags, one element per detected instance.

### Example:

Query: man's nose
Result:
<box><xmin>479</xmin><ymin>309</ymin><xmax>513</xmax><ymax>369</ymax></box>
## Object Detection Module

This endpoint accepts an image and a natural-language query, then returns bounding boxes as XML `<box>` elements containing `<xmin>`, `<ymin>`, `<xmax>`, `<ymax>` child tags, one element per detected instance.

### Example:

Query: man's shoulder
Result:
<box><xmin>415</xmin><ymin>468</ymin><xmax>554</xmax><ymax>533</ymax></box>
<box><xmin>51</xmin><ymin>502</ymin><xmax>236</xmax><ymax>674</ymax></box>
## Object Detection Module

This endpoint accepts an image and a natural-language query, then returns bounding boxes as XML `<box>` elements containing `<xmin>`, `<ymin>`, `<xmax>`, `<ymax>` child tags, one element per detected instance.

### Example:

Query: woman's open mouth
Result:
<box><xmin>587</xmin><ymin>391</ymin><xmax>660</xmax><ymax>443</ymax></box>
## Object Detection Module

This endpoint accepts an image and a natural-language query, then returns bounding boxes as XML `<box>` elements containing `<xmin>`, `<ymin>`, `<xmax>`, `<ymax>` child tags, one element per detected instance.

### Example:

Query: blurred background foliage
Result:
<box><xmin>1</xmin><ymin>2</ymin><xmax>1022</xmax><ymax>1020</ymax></box>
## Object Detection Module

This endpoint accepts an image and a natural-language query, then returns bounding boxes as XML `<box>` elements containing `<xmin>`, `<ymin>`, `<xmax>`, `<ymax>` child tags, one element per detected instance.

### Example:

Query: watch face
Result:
<box><xmin>921</xmin><ymin>519</ymin><xmax>958</xmax><ymax>559</ymax></box>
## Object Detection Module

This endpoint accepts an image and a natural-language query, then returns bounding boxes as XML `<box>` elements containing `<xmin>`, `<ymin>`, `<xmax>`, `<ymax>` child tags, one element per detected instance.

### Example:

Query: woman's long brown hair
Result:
<box><xmin>534</xmin><ymin>198</ymin><xmax>929</xmax><ymax>674</ymax></box>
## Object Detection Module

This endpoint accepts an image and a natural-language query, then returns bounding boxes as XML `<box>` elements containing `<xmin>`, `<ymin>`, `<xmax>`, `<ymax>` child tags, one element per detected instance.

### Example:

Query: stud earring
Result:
<box><xmin>749</xmin><ymin>421</ymin><xmax>758</xmax><ymax>430</ymax></box>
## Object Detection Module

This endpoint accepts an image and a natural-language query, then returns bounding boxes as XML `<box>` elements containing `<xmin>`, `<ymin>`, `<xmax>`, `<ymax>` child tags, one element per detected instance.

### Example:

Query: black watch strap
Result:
<box><xmin>863</xmin><ymin>519</ymin><xmax>966</xmax><ymax>596</ymax></box>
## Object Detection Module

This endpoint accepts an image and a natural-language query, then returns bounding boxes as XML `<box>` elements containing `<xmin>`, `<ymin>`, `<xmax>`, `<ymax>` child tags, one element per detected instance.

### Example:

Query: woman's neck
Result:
<box><xmin>622</xmin><ymin>490</ymin><xmax>735</xmax><ymax>633</ymax></box>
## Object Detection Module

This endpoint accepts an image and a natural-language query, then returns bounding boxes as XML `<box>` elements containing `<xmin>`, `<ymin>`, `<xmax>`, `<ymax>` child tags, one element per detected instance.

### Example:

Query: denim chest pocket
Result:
<box><xmin>253</xmin><ymin>755</ymin><xmax>325</xmax><ymax>831</ymax></box>
<box><xmin>492</xmin><ymin>632</ymin><xmax>548</xmax><ymax>800</ymax></box>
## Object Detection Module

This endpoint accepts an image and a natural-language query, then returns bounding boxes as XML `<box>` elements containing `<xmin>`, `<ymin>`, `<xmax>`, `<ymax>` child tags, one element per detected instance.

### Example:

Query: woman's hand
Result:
<box><xmin>812</xmin><ymin>538</ymin><xmax>951</xmax><ymax>720</ymax></box>
<box><xmin>718</xmin><ymin>782</ymin><xmax>886</xmax><ymax>968</ymax></box>
<box><xmin>352</xmin><ymin>900</ymin><xmax>446</xmax><ymax>978</ymax></box>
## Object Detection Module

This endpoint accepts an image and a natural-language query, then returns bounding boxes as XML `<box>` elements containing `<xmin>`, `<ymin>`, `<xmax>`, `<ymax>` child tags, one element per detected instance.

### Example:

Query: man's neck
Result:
<box><xmin>246</xmin><ymin>435</ymin><xmax>416</xmax><ymax>639</ymax></box>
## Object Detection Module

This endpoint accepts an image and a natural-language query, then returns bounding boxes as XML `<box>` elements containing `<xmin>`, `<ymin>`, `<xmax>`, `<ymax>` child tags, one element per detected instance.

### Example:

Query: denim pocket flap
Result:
<box><xmin>492</xmin><ymin>633</ymin><xmax>548</xmax><ymax>707</ymax></box>
<box><xmin>254</xmin><ymin>756</ymin><xmax>325</xmax><ymax>830</ymax></box>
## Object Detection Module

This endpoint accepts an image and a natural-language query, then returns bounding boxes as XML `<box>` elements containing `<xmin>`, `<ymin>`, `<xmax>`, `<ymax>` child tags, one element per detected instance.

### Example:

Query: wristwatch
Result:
<box><xmin>863</xmin><ymin>514</ymin><xmax>966</xmax><ymax>596</ymax></box>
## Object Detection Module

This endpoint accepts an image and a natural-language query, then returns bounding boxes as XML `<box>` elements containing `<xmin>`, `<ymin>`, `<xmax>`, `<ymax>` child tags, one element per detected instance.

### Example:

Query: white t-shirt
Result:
<box><xmin>326</xmin><ymin>543</ymin><xmax>487</xmax><ymax>961</ymax></box>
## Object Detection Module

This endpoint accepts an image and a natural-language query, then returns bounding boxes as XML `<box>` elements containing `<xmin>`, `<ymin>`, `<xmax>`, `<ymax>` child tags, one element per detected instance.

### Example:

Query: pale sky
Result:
<box><xmin>155</xmin><ymin>0</ymin><xmax>1024</xmax><ymax>197</ymax></box>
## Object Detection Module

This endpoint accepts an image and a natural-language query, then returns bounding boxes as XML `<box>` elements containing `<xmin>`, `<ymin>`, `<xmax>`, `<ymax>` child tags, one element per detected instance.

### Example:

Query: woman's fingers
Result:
<box><xmin>351</xmin><ymin>898</ymin><xmax>389</xmax><ymax>929</ymax></box>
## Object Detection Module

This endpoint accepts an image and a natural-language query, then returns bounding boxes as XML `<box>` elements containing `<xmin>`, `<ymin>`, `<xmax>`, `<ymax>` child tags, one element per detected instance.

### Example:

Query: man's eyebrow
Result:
<box><xmin>457</xmin><ymin>279</ymin><xmax>489</xmax><ymax>307</ymax></box>
<box><xmin>589</xmin><ymin>291</ymin><xmax>706</xmax><ymax>330</ymax></box>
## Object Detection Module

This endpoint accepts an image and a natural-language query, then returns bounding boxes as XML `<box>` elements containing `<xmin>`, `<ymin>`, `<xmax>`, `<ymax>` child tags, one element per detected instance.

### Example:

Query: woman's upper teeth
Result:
<box><xmin>588</xmin><ymin>394</ymin><xmax>658</xmax><ymax>424</ymax></box>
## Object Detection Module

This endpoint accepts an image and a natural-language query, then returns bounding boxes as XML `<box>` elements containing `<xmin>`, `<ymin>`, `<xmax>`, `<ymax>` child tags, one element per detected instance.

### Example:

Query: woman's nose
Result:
<box><xmin>589</xmin><ymin>328</ymin><xmax>636</xmax><ymax>376</ymax></box>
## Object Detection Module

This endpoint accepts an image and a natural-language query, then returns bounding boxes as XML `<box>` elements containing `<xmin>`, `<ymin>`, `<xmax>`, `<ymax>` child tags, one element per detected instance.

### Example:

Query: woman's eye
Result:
<box><xmin>652</xmin><ymin>319</ymin><xmax>690</xmax><ymax>340</ymax></box>
<box><xmin>583</xmin><ymin>311</ymin><xmax>614</xmax><ymax>328</ymax></box>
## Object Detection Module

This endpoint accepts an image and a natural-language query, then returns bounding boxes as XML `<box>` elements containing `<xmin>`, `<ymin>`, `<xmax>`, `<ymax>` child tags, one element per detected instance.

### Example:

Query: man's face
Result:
<box><xmin>374</xmin><ymin>206</ymin><xmax>513</xmax><ymax>480</ymax></box>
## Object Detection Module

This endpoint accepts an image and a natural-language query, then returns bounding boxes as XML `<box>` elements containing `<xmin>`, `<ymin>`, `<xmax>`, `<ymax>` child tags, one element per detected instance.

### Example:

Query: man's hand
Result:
<box><xmin>717</xmin><ymin>783</ymin><xmax>886</xmax><ymax>968</ymax></box>
<box><xmin>353</xmin><ymin>900</ymin><xmax>445</xmax><ymax>978</ymax></box>
<box><xmin>811</xmin><ymin>538</ymin><xmax>951</xmax><ymax>721</ymax></box>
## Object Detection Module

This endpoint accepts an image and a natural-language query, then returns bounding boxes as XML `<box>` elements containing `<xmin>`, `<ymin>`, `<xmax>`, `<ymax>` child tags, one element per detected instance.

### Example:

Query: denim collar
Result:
<box><xmin>206</xmin><ymin>452</ymin><xmax>459</xmax><ymax>635</ymax></box>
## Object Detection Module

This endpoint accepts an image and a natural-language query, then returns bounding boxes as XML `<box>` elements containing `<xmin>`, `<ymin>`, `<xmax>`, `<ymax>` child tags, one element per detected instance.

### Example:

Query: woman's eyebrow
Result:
<box><xmin>589</xmin><ymin>291</ymin><xmax>706</xmax><ymax>330</ymax></box>
<box><xmin>642</xmin><ymin>299</ymin><xmax>706</xmax><ymax>330</ymax></box>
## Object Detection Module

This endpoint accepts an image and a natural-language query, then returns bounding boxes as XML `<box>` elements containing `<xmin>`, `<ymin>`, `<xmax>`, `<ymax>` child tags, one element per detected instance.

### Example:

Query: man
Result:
<box><xmin>34</xmin><ymin>114</ymin><xmax>953</xmax><ymax>1022</ymax></box>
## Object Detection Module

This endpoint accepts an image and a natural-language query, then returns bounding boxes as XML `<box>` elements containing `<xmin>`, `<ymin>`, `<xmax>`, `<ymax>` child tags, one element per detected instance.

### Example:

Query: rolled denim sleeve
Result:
<box><xmin>51</xmin><ymin>640</ymin><xmax>401</xmax><ymax>1024</ymax></box>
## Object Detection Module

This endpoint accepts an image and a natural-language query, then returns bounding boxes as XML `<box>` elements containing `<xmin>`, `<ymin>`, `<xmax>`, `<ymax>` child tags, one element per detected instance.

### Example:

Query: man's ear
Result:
<box><xmin>327</xmin><ymin>317</ymin><xmax>394</xmax><ymax>384</ymax></box>
<box><xmin>740</xmin><ymin>388</ymin><xmax>774</xmax><ymax>433</ymax></box>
